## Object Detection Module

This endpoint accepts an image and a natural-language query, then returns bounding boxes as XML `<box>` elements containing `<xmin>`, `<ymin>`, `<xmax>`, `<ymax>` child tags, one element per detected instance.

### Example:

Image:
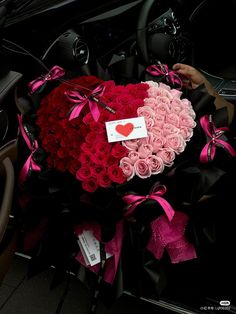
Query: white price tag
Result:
<box><xmin>77</xmin><ymin>230</ymin><xmax>112</xmax><ymax>266</ymax></box>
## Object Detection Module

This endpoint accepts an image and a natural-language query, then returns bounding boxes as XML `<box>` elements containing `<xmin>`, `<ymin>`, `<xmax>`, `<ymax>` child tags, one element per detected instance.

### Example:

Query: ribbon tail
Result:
<box><xmin>69</xmin><ymin>102</ymin><xmax>86</xmax><ymax>120</ymax></box>
<box><xmin>89</xmin><ymin>101</ymin><xmax>100</xmax><ymax>122</ymax></box>
<box><xmin>151</xmin><ymin>196</ymin><xmax>175</xmax><ymax>221</ymax></box>
<box><xmin>18</xmin><ymin>154</ymin><xmax>41</xmax><ymax>184</ymax></box>
<box><xmin>200</xmin><ymin>142</ymin><xmax>213</xmax><ymax>163</ymax></box>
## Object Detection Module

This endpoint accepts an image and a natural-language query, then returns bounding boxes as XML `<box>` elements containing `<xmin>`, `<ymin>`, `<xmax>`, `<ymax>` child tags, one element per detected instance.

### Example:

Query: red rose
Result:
<box><xmin>57</xmin><ymin>147</ymin><xmax>67</xmax><ymax>158</ymax></box>
<box><xmin>76</xmin><ymin>167</ymin><xmax>92</xmax><ymax>181</ymax></box>
<box><xmin>82</xmin><ymin>177</ymin><xmax>98</xmax><ymax>193</ymax></box>
<box><xmin>108</xmin><ymin>165</ymin><xmax>126</xmax><ymax>184</ymax></box>
<box><xmin>78</xmin><ymin>153</ymin><xmax>92</xmax><ymax>165</ymax></box>
<box><xmin>90</xmin><ymin>153</ymin><xmax>107</xmax><ymax>166</ymax></box>
<box><xmin>96</xmin><ymin>141</ymin><xmax>111</xmax><ymax>155</ymax></box>
<box><xmin>106</xmin><ymin>156</ymin><xmax>118</xmax><ymax>167</ymax></box>
<box><xmin>97</xmin><ymin>171</ymin><xmax>112</xmax><ymax>188</ymax></box>
<box><xmin>91</xmin><ymin>165</ymin><xmax>105</xmax><ymax>177</ymax></box>
<box><xmin>111</xmin><ymin>143</ymin><xmax>127</xmax><ymax>159</ymax></box>
<box><xmin>68</xmin><ymin>160</ymin><xmax>81</xmax><ymax>175</ymax></box>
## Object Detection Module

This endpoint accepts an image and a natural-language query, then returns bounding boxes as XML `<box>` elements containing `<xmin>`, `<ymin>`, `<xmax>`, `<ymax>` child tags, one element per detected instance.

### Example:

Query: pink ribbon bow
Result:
<box><xmin>18</xmin><ymin>115</ymin><xmax>41</xmax><ymax>184</ymax></box>
<box><xmin>147</xmin><ymin>211</ymin><xmax>197</xmax><ymax>263</ymax></box>
<box><xmin>200</xmin><ymin>114</ymin><xmax>236</xmax><ymax>163</ymax></box>
<box><xmin>122</xmin><ymin>184</ymin><xmax>175</xmax><ymax>222</ymax></box>
<box><xmin>146</xmin><ymin>63</ymin><xmax>182</xmax><ymax>89</ymax></box>
<box><xmin>28</xmin><ymin>65</ymin><xmax>65</xmax><ymax>94</ymax></box>
<box><xmin>65</xmin><ymin>84</ymin><xmax>105</xmax><ymax>121</ymax></box>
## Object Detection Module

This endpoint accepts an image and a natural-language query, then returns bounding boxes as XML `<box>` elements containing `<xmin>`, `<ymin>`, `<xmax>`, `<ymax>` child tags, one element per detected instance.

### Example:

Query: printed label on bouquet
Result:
<box><xmin>77</xmin><ymin>230</ymin><xmax>112</xmax><ymax>266</ymax></box>
<box><xmin>105</xmin><ymin>117</ymin><xmax>148</xmax><ymax>143</ymax></box>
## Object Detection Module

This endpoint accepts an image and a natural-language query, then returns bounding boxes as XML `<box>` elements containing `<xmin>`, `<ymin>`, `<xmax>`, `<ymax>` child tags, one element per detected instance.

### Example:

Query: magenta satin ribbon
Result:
<box><xmin>65</xmin><ymin>84</ymin><xmax>105</xmax><ymax>121</ymax></box>
<box><xmin>200</xmin><ymin>115</ymin><xmax>236</xmax><ymax>163</ymax></box>
<box><xmin>18</xmin><ymin>115</ymin><xmax>41</xmax><ymax>184</ymax></box>
<box><xmin>146</xmin><ymin>64</ymin><xmax>182</xmax><ymax>89</ymax></box>
<box><xmin>122</xmin><ymin>184</ymin><xmax>175</xmax><ymax>221</ymax></box>
<box><xmin>28</xmin><ymin>65</ymin><xmax>65</xmax><ymax>94</ymax></box>
<box><xmin>147</xmin><ymin>211</ymin><xmax>197</xmax><ymax>263</ymax></box>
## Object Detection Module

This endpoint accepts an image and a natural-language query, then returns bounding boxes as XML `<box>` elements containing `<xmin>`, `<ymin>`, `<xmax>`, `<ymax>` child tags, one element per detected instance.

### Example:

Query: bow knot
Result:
<box><xmin>122</xmin><ymin>184</ymin><xmax>175</xmax><ymax>221</ymax></box>
<box><xmin>18</xmin><ymin>115</ymin><xmax>41</xmax><ymax>184</ymax></box>
<box><xmin>28</xmin><ymin>65</ymin><xmax>65</xmax><ymax>94</ymax></box>
<box><xmin>200</xmin><ymin>114</ymin><xmax>236</xmax><ymax>163</ymax></box>
<box><xmin>65</xmin><ymin>84</ymin><xmax>105</xmax><ymax>121</ymax></box>
<box><xmin>146</xmin><ymin>63</ymin><xmax>182</xmax><ymax>89</ymax></box>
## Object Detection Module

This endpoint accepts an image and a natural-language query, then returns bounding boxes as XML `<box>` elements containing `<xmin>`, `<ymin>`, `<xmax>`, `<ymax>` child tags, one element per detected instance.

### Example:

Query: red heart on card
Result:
<box><xmin>115</xmin><ymin>123</ymin><xmax>134</xmax><ymax>137</ymax></box>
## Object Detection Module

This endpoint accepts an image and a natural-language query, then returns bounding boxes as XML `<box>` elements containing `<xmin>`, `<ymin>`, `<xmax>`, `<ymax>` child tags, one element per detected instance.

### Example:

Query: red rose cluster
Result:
<box><xmin>36</xmin><ymin>76</ymin><xmax>149</xmax><ymax>192</ymax></box>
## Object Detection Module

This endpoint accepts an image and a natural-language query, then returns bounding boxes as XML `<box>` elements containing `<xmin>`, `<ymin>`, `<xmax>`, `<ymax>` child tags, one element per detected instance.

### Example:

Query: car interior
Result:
<box><xmin>1</xmin><ymin>0</ymin><xmax>236</xmax><ymax>313</ymax></box>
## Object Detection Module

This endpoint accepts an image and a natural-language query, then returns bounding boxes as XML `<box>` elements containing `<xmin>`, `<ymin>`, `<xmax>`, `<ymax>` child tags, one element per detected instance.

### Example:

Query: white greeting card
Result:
<box><xmin>77</xmin><ymin>230</ymin><xmax>112</xmax><ymax>266</ymax></box>
<box><xmin>105</xmin><ymin>117</ymin><xmax>148</xmax><ymax>143</ymax></box>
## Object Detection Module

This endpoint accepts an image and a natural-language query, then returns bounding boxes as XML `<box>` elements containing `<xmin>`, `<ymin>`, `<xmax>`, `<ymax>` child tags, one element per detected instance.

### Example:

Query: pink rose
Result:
<box><xmin>137</xmin><ymin>105</ymin><xmax>155</xmax><ymax>120</ymax></box>
<box><xmin>170</xmin><ymin>99</ymin><xmax>184</xmax><ymax>114</ymax></box>
<box><xmin>134</xmin><ymin>159</ymin><xmax>152</xmax><ymax>179</ymax></box>
<box><xmin>181</xmin><ymin>98</ymin><xmax>192</xmax><ymax>108</ymax></box>
<box><xmin>153</xmin><ymin>115</ymin><xmax>165</xmax><ymax>128</ymax></box>
<box><xmin>143</xmin><ymin>97</ymin><xmax>158</xmax><ymax>109</ymax></box>
<box><xmin>181</xmin><ymin>108</ymin><xmax>196</xmax><ymax>119</ymax></box>
<box><xmin>180</xmin><ymin>127</ymin><xmax>194</xmax><ymax>141</ymax></box>
<box><xmin>179</xmin><ymin>113</ymin><xmax>196</xmax><ymax>128</ymax></box>
<box><xmin>154</xmin><ymin>101</ymin><xmax>171</xmax><ymax>116</ymax></box>
<box><xmin>165</xmin><ymin>113</ymin><xmax>180</xmax><ymax>127</ymax></box>
<box><xmin>128</xmin><ymin>151</ymin><xmax>140</xmax><ymax>164</ymax></box>
<box><xmin>165</xmin><ymin>134</ymin><xmax>186</xmax><ymax>154</ymax></box>
<box><xmin>146</xmin><ymin>155</ymin><xmax>164</xmax><ymax>174</ymax></box>
<box><xmin>157</xmin><ymin>148</ymin><xmax>176</xmax><ymax>166</ymax></box>
<box><xmin>149</xmin><ymin>133</ymin><xmax>166</xmax><ymax>153</ymax></box>
<box><xmin>145</xmin><ymin>117</ymin><xmax>155</xmax><ymax>129</ymax></box>
<box><xmin>122</xmin><ymin>138</ymin><xmax>140</xmax><ymax>150</ymax></box>
<box><xmin>119</xmin><ymin>157</ymin><xmax>135</xmax><ymax>181</ymax></box>
<box><xmin>147</xmin><ymin>86</ymin><xmax>160</xmax><ymax>98</ymax></box>
<box><xmin>146</xmin><ymin>80</ymin><xmax>159</xmax><ymax>88</ymax></box>
<box><xmin>162</xmin><ymin>123</ymin><xmax>180</xmax><ymax>136</ymax></box>
<box><xmin>138</xmin><ymin>144</ymin><xmax>153</xmax><ymax>158</ymax></box>
<box><xmin>150</xmin><ymin>126</ymin><xmax>163</xmax><ymax>137</ymax></box>
<box><xmin>156</xmin><ymin>86</ymin><xmax>173</xmax><ymax>99</ymax></box>
<box><xmin>170</xmin><ymin>88</ymin><xmax>182</xmax><ymax>99</ymax></box>
<box><xmin>159</xmin><ymin>82</ymin><xmax>171</xmax><ymax>91</ymax></box>
<box><xmin>155</xmin><ymin>96</ymin><xmax>171</xmax><ymax>109</ymax></box>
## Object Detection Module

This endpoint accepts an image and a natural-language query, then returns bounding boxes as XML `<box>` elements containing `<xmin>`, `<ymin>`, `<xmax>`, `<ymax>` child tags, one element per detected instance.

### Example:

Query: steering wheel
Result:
<box><xmin>136</xmin><ymin>0</ymin><xmax>192</xmax><ymax>66</ymax></box>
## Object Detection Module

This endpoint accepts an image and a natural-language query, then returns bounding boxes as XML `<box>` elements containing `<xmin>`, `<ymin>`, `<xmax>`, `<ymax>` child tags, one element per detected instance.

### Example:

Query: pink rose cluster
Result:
<box><xmin>119</xmin><ymin>81</ymin><xmax>196</xmax><ymax>180</ymax></box>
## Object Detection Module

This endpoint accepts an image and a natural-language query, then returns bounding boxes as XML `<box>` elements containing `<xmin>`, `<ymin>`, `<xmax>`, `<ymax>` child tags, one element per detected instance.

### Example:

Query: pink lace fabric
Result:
<box><xmin>147</xmin><ymin>211</ymin><xmax>197</xmax><ymax>263</ymax></box>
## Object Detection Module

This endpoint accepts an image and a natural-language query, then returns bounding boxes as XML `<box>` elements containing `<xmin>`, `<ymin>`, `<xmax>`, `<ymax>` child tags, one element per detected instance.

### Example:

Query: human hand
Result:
<box><xmin>173</xmin><ymin>63</ymin><xmax>207</xmax><ymax>90</ymax></box>
<box><xmin>173</xmin><ymin>63</ymin><xmax>234</xmax><ymax>124</ymax></box>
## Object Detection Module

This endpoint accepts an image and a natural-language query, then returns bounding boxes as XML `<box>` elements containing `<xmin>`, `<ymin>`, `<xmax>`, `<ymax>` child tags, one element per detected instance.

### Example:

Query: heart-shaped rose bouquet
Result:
<box><xmin>36</xmin><ymin>75</ymin><xmax>196</xmax><ymax>192</ymax></box>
